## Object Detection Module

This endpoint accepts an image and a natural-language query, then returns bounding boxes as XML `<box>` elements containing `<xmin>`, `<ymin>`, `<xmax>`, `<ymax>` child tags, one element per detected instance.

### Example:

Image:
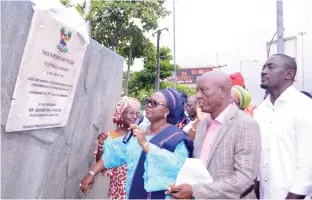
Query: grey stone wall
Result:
<box><xmin>1</xmin><ymin>1</ymin><xmax>123</xmax><ymax>198</ymax></box>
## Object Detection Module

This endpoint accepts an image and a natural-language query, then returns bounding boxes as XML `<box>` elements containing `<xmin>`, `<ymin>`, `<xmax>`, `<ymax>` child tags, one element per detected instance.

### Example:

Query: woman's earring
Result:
<box><xmin>164</xmin><ymin>113</ymin><xmax>168</xmax><ymax>118</ymax></box>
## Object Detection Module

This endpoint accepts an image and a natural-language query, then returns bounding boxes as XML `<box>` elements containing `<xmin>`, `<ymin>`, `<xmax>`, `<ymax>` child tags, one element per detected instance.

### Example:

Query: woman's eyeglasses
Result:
<box><xmin>124</xmin><ymin>110</ymin><xmax>140</xmax><ymax>117</ymax></box>
<box><xmin>145</xmin><ymin>98</ymin><xmax>167</xmax><ymax>108</ymax></box>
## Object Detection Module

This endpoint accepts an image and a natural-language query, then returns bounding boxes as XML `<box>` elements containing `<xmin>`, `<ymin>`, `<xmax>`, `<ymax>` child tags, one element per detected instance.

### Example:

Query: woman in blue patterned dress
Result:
<box><xmin>80</xmin><ymin>88</ymin><xmax>193</xmax><ymax>199</ymax></box>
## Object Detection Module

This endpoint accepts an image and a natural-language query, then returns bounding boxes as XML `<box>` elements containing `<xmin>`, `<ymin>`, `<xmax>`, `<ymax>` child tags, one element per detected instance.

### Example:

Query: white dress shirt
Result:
<box><xmin>183</xmin><ymin>120</ymin><xmax>193</xmax><ymax>133</ymax></box>
<box><xmin>254</xmin><ymin>86</ymin><xmax>312</xmax><ymax>199</ymax></box>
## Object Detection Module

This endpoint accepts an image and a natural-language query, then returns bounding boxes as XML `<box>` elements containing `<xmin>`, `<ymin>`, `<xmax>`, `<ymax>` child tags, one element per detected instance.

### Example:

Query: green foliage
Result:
<box><xmin>122</xmin><ymin>71</ymin><xmax>135</xmax><ymax>88</ymax></box>
<box><xmin>60</xmin><ymin>0</ymin><xmax>170</xmax><ymax>97</ymax></box>
<box><xmin>128</xmin><ymin>79</ymin><xmax>196</xmax><ymax>103</ymax></box>
<box><xmin>127</xmin><ymin>46</ymin><xmax>172</xmax><ymax>95</ymax></box>
<box><xmin>80</xmin><ymin>0</ymin><xmax>169</xmax><ymax>60</ymax></box>
<box><xmin>60</xmin><ymin>0</ymin><xmax>73</xmax><ymax>7</ymax></box>
<box><xmin>160</xmin><ymin>81</ymin><xmax>197</xmax><ymax>97</ymax></box>
<box><xmin>130</xmin><ymin>87</ymin><xmax>154</xmax><ymax>104</ymax></box>
<box><xmin>59</xmin><ymin>0</ymin><xmax>195</xmax><ymax>101</ymax></box>
<box><xmin>59</xmin><ymin>0</ymin><xmax>86</xmax><ymax>18</ymax></box>
<box><xmin>127</xmin><ymin>45</ymin><xmax>194</xmax><ymax>101</ymax></box>
<box><xmin>61</xmin><ymin>0</ymin><xmax>169</xmax><ymax>63</ymax></box>
<box><xmin>143</xmin><ymin>46</ymin><xmax>178</xmax><ymax>79</ymax></box>
<box><xmin>128</xmin><ymin>70</ymin><xmax>153</xmax><ymax>94</ymax></box>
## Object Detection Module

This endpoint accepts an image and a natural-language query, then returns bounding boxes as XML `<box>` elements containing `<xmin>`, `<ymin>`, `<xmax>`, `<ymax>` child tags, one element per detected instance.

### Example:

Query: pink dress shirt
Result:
<box><xmin>200</xmin><ymin>104</ymin><xmax>232</xmax><ymax>166</ymax></box>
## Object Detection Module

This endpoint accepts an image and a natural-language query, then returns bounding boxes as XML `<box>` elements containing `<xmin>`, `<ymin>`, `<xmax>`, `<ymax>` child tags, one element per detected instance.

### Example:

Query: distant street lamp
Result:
<box><xmin>240</xmin><ymin>60</ymin><xmax>258</xmax><ymax>74</ymax></box>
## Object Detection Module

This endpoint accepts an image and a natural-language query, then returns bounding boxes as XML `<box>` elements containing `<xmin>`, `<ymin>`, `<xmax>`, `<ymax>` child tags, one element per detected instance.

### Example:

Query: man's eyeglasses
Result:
<box><xmin>145</xmin><ymin>98</ymin><xmax>167</xmax><ymax>108</ymax></box>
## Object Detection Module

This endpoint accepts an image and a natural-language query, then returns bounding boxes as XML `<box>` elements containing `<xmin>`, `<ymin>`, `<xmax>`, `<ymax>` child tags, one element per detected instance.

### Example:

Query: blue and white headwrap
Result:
<box><xmin>160</xmin><ymin>88</ymin><xmax>185</xmax><ymax>125</ymax></box>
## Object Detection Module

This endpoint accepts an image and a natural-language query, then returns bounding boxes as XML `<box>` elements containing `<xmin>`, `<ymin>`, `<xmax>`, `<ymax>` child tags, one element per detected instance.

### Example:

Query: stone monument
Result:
<box><xmin>1</xmin><ymin>1</ymin><xmax>124</xmax><ymax>198</ymax></box>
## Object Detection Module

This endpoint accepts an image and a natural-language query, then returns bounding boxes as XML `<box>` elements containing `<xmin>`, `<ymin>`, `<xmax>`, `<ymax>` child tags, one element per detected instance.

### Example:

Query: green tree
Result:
<box><xmin>85</xmin><ymin>0</ymin><xmax>169</xmax><ymax>95</ymax></box>
<box><xmin>127</xmin><ymin>45</ymin><xmax>196</xmax><ymax>102</ymax></box>
<box><xmin>131</xmin><ymin>46</ymin><xmax>179</xmax><ymax>89</ymax></box>
<box><xmin>61</xmin><ymin>0</ymin><xmax>170</xmax><ymax>95</ymax></box>
<box><xmin>85</xmin><ymin>0</ymin><xmax>169</xmax><ymax>53</ymax></box>
<box><xmin>128</xmin><ymin>76</ymin><xmax>196</xmax><ymax>103</ymax></box>
<box><xmin>127</xmin><ymin>46</ymin><xmax>171</xmax><ymax>95</ymax></box>
<box><xmin>144</xmin><ymin>46</ymin><xmax>177</xmax><ymax>79</ymax></box>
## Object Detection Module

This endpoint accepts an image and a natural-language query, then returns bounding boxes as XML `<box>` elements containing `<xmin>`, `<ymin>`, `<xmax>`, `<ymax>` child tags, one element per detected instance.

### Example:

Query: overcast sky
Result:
<box><xmin>70</xmin><ymin>0</ymin><xmax>311</xmax><ymax>104</ymax></box>
<box><xmin>146</xmin><ymin>0</ymin><xmax>311</xmax><ymax>70</ymax></box>
<box><xmin>143</xmin><ymin>0</ymin><xmax>312</xmax><ymax>104</ymax></box>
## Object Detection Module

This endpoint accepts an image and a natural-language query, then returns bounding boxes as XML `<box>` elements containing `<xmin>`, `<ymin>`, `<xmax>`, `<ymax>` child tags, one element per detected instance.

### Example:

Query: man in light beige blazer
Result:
<box><xmin>168</xmin><ymin>71</ymin><xmax>261</xmax><ymax>199</ymax></box>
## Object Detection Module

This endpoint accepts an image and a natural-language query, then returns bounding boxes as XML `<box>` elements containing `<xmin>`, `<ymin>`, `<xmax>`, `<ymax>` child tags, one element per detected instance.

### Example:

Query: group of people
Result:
<box><xmin>80</xmin><ymin>54</ymin><xmax>312</xmax><ymax>199</ymax></box>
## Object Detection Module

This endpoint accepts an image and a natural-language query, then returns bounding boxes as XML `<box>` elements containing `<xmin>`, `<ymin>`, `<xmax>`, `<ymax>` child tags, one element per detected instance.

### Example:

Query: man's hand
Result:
<box><xmin>196</xmin><ymin>104</ymin><xmax>205</xmax><ymax>120</ymax></box>
<box><xmin>166</xmin><ymin>184</ymin><xmax>193</xmax><ymax>199</ymax></box>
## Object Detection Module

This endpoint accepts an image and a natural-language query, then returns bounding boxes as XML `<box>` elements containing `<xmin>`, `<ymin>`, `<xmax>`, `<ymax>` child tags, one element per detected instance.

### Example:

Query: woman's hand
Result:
<box><xmin>128</xmin><ymin>124</ymin><xmax>148</xmax><ymax>150</ymax></box>
<box><xmin>80</xmin><ymin>160</ymin><xmax>105</xmax><ymax>193</ymax></box>
<box><xmin>80</xmin><ymin>173</ymin><xmax>95</xmax><ymax>193</ymax></box>
<box><xmin>97</xmin><ymin>133</ymin><xmax>108</xmax><ymax>152</ymax></box>
<box><xmin>97</xmin><ymin>132</ymin><xmax>108</xmax><ymax>145</ymax></box>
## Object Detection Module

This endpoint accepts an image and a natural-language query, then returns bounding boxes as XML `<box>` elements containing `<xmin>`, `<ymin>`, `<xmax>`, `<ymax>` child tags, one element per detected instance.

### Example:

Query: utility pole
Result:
<box><xmin>276</xmin><ymin>0</ymin><xmax>284</xmax><ymax>54</ymax></box>
<box><xmin>173</xmin><ymin>0</ymin><xmax>177</xmax><ymax>89</ymax></box>
<box><xmin>216</xmin><ymin>52</ymin><xmax>219</xmax><ymax>67</ymax></box>
<box><xmin>298</xmin><ymin>32</ymin><xmax>306</xmax><ymax>90</ymax></box>
<box><xmin>215</xmin><ymin>52</ymin><xmax>226</xmax><ymax>71</ymax></box>
<box><xmin>153</xmin><ymin>28</ymin><xmax>169</xmax><ymax>92</ymax></box>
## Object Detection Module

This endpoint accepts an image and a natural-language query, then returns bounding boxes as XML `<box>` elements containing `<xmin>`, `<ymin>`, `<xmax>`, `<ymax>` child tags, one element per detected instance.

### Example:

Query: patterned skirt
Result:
<box><xmin>103</xmin><ymin>163</ymin><xmax>127</xmax><ymax>200</ymax></box>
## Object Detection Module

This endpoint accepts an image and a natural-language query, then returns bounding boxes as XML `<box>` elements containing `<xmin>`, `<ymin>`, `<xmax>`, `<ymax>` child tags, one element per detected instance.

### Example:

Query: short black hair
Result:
<box><xmin>273</xmin><ymin>54</ymin><xmax>297</xmax><ymax>76</ymax></box>
<box><xmin>301</xmin><ymin>91</ymin><xmax>312</xmax><ymax>99</ymax></box>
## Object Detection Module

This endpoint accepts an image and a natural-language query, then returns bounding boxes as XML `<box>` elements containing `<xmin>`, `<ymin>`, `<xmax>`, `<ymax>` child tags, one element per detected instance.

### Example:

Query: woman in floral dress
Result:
<box><xmin>94</xmin><ymin>96</ymin><xmax>141</xmax><ymax>199</ymax></box>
